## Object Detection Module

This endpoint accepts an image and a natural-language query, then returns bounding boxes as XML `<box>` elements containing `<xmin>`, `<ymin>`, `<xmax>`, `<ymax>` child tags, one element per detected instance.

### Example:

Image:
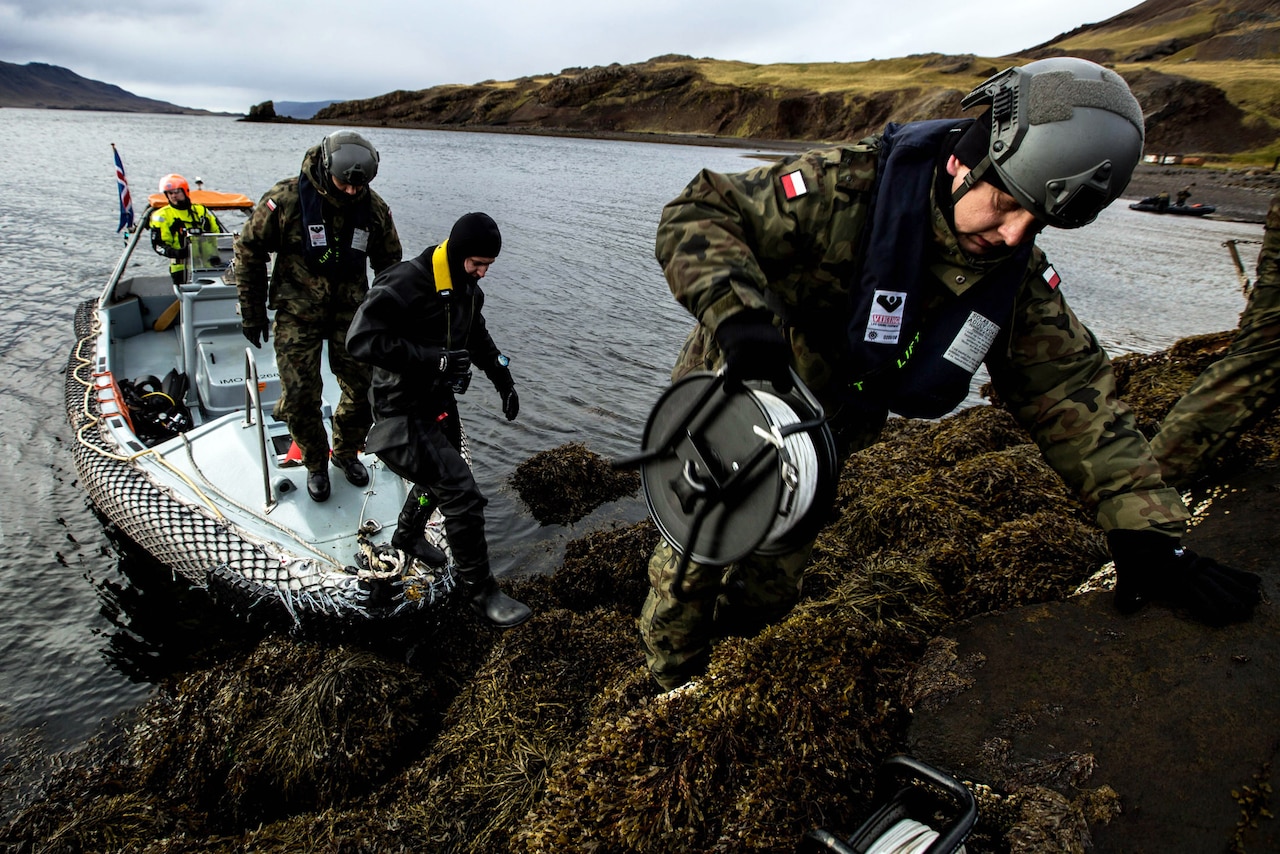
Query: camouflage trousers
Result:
<box><xmin>639</xmin><ymin>539</ymin><xmax>813</xmax><ymax>691</ymax></box>
<box><xmin>1151</xmin><ymin>284</ymin><xmax>1280</xmax><ymax>488</ymax></box>
<box><xmin>637</xmin><ymin>320</ymin><xmax>883</xmax><ymax>690</ymax></box>
<box><xmin>1151</xmin><ymin>227</ymin><xmax>1280</xmax><ymax>488</ymax></box>
<box><xmin>271</xmin><ymin>309</ymin><xmax>373</xmax><ymax>471</ymax></box>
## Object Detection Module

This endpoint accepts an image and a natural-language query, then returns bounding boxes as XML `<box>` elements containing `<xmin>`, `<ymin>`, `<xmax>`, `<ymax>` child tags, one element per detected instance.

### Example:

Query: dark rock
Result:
<box><xmin>905</xmin><ymin>465</ymin><xmax>1280</xmax><ymax>853</ymax></box>
<box><xmin>245</xmin><ymin>100</ymin><xmax>277</xmax><ymax>122</ymax></box>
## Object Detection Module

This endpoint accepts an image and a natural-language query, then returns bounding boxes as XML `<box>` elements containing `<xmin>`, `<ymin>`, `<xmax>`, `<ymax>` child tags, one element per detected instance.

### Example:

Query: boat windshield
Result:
<box><xmin>186</xmin><ymin>231</ymin><xmax>236</xmax><ymax>284</ymax></box>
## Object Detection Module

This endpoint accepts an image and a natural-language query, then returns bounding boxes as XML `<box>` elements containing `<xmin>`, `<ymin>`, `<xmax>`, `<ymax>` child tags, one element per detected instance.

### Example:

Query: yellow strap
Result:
<box><xmin>431</xmin><ymin>241</ymin><xmax>454</xmax><ymax>295</ymax></box>
<box><xmin>153</xmin><ymin>299</ymin><xmax>181</xmax><ymax>331</ymax></box>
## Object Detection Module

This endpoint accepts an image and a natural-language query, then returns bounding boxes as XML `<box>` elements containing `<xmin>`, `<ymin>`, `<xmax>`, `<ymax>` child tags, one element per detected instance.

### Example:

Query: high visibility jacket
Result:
<box><xmin>150</xmin><ymin>203</ymin><xmax>223</xmax><ymax>277</ymax></box>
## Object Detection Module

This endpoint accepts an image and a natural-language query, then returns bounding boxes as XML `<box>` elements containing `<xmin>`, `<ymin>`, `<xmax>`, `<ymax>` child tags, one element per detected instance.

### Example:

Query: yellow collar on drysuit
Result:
<box><xmin>432</xmin><ymin>240</ymin><xmax>455</xmax><ymax>297</ymax></box>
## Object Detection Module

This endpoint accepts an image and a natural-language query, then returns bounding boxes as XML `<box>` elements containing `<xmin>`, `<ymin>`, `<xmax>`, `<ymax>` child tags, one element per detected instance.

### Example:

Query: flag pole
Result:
<box><xmin>112</xmin><ymin>143</ymin><xmax>136</xmax><ymax>241</ymax></box>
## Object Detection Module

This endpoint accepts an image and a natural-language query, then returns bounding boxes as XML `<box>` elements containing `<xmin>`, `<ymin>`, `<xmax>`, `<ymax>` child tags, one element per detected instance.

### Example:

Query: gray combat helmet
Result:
<box><xmin>321</xmin><ymin>130</ymin><xmax>380</xmax><ymax>185</ymax></box>
<box><xmin>953</xmin><ymin>57</ymin><xmax>1146</xmax><ymax>229</ymax></box>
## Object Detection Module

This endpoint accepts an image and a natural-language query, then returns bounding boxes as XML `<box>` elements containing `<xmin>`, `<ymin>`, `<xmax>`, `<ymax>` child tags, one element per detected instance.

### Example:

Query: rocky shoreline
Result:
<box><xmin>325</xmin><ymin>119</ymin><xmax>1280</xmax><ymax>224</ymax></box>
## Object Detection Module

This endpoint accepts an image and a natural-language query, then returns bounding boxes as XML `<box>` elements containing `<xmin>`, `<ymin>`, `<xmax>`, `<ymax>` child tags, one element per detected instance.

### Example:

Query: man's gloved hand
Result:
<box><xmin>714</xmin><ymin>309</ymin><xmax>793</xmax><ymax>393</ymax></box>
<box><xmin>436</xmin><ymin>349</ymin><xmax>471</xmax><ymax>378</ymax></box>
<box><xmin>1107</xmin><ymin>528</ymin><xmax>1262</xmax><ymax>626</ymax></box>
<box><xmin>243</xmin><ymin>322</ymin><xmax>270</xmax><ymax>348</ymax></box>
<box><xmin>501</xmin><ymin>387</ymin><xmax>519</xmax><ymax>421</ymax></box>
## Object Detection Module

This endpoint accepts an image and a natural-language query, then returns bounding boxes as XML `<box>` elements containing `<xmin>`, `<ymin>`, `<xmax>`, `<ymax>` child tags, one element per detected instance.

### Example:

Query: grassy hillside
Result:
<box><xmin>313</xmin><ymin>1</ymin><xmax>1280</xmax><ymax>166</ymax></box>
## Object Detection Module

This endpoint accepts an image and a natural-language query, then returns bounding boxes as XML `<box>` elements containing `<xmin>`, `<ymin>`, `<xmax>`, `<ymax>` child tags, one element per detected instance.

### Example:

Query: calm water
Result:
<box><xmin>0</xmin><ymin>109</ymin><xmax>1263</xmax><ymax>762</ymax></box>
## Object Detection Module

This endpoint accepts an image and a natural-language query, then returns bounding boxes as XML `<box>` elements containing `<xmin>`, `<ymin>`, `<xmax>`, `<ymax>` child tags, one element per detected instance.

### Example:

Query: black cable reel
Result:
<box><xmin>802</xmin><ymin>754</ymin><xmax>978</xmax><ymax>853</ymax></box>
<box><xmin>616</xmin><ymin>369</ymin><xmax>838</xmax><ymax>597</ymax></box>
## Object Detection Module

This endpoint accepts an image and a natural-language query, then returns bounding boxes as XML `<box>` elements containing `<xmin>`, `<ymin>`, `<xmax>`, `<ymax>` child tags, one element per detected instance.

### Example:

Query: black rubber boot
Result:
<box><xmin>307</xmin><ymin>469</ymin><xmax>330</xmax><ymax>502</ymax></box>
<box><xmin>390</xmin><ymin>492</ymin><xmax>447</xmax><ymax>567</ymax></box>
<box><xmin>462</xmin><ymin>574</ymin><xmax>532</xmax><ymax>629</ymax></box>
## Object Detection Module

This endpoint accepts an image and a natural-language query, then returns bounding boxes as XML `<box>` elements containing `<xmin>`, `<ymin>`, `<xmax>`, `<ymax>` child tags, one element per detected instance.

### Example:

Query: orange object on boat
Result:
<box><xmin>147</xmin><ymin>189</ymin><xmax>254</xmax><ymax>210</ymax></box>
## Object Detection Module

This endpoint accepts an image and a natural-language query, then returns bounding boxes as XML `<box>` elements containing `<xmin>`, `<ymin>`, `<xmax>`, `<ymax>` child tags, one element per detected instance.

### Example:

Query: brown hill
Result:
<box><xmin>315</xmin><ymin>0</ymin><xmax>1280</xmax><ymax>164</ymax></box>
<box><xmin>0</xmin><ymin>60</ymin><xmax>218</xmax><ymax>114</ymax></box>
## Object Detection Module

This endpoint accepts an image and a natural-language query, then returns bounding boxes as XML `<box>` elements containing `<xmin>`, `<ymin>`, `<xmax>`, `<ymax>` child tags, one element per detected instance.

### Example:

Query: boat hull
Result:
<box><xmin>67</xmin><ymin>291</ymin><xmax>457</xmax><ymax>625</ymax></box>
<box><xmin>1128</xmin><ymin>202</ymin><xmax>1217</xmax><ymax>216</ymax></box>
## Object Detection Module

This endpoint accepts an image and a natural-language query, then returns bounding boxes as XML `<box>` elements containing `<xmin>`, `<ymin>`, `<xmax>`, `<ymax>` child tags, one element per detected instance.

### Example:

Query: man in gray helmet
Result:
<box><xmin>236</xmin><ymin>130</ymin><xmax>403</xmax><ymax>502</ymax></box>
<box><xmin>639</xmin><ymin>57</ymin><xmax>1263</xmax><ymax>692</ymax></box>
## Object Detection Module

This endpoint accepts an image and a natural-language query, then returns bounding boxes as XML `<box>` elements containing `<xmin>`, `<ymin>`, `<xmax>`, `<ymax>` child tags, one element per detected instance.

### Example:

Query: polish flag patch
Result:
<box><xmin>1042</xmin><ymin>265</ymin><xmax>1061</xmax><ymax>289</ymax></box>
<box><xmin>780</xmin><ymin>170</ymin><xmax>807</xmax><ymax>199</ymax></box>
<box><xmin>266</xmin><ymin>198</ymin><xmax>277</xmax><ymax>212</ymax></box>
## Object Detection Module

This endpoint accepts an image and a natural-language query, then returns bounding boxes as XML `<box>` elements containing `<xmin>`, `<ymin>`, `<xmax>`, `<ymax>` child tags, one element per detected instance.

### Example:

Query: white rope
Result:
<box><xmin>750</xmin><ymin>389</ymin><xmax>821</xmax><ymax>543</ymax></box>
<box><xmin>865</xmin><ymin>818</ymin><xmax>964</xmax><ymax>854</ymax></box>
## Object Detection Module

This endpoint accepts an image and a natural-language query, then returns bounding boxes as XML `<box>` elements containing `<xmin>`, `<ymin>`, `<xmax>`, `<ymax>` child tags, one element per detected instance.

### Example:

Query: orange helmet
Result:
<box><xmin>158</xmin><ymin>173</ymin><xmax>190</xmax><ymax>194</ymax></box>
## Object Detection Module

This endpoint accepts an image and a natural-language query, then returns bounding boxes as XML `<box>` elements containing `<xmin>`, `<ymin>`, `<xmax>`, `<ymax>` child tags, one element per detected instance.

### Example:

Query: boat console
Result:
<box><xmin>180</xmin><ymin>233</ymin><xmax>282</xmax><ymax>419</ymax></box>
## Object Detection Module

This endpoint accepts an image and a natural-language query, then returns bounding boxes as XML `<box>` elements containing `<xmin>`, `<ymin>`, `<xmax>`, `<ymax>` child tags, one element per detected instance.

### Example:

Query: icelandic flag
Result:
<box><xmin>112</xmin><ymin>143</ymin><xmax>135</xmax><ymax>232</ymax></box>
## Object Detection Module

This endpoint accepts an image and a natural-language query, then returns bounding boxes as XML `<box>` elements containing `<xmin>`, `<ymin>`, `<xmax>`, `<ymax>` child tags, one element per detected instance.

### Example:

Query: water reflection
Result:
<box><xmin>91</xmin><ymin>522</ymin><xmax>265</xmax><ymax>685</ymax></box>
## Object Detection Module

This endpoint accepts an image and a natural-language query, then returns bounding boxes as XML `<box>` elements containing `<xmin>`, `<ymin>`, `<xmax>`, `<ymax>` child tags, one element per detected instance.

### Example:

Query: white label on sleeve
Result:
<box><xmin>943</xmin><ymin>311</ymin><xmax>1000</xmax><ymax>374</ymax></box>
<box><xmin>351</xmin><ymin>227</ymin><xmax>370</xmax><ymax>253</ymax></box>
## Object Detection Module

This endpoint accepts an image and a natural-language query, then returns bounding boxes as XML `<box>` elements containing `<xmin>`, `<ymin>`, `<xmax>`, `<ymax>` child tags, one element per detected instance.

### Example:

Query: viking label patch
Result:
<box><xmin>864</xmin><ymin>289</ymin><xmax>907</xmax><ymax>344</ymax></box>
<box><xmin>943</xmin><ymin>311</ymin><xmax>1001</xmax><ymax>374</ymax></box>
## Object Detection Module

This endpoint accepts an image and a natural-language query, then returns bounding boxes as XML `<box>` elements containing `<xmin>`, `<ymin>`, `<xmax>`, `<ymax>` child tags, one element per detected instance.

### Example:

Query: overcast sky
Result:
<box><xmin>1</xmin><ymin>0</ymin><xmax>1142</xmax><ymax>114</ymax></box>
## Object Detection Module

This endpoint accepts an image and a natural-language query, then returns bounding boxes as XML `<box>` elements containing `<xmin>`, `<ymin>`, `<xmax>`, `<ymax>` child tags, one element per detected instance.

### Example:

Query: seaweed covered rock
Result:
<box><xmin>6</xmin><ymin>327</ymin><xmax>1280</xmax><ymax>852</ymax></box>
<box><xmin>385</xmin><ymin>607</ymin><xmax>644</xmax><ymax>851</ymax></box>
<box><xmin>517</xmin><ymin>519</ymin><xmax>659</xmax><ymax>614</ymax></box>
<box><xmin>511</xmin><ymin>442</ymin><xmax>640</xmax><ymax>525</ymax></box>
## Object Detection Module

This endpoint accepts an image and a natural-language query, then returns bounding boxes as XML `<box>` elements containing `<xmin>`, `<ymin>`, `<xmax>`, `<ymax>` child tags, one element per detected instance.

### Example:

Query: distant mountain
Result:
<box><xmin>0</xmin><ymin>60</ymin><xmax>222</xmax><ymax>114</ymax></box>
<box><xmin>273</xmin><ymin>100</ymin><xmax>342</xmax><ymax>119</ymax></box>
<box><xmin>315</xmin><ymin>0</ymin><xmax>1280</xmax><ymax>162</ymax></box>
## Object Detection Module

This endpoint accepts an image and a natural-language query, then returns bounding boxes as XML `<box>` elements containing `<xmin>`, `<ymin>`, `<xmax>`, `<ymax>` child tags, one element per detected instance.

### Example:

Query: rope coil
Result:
<box><xmin>865</xmin><ymin>818</ymin><xmax>962</xmax><ymax>854</ymax></box>
<box><xmin>751</xmin><ymin>388</ymin><xmax>821</xmax><ymax>545</ymax></box>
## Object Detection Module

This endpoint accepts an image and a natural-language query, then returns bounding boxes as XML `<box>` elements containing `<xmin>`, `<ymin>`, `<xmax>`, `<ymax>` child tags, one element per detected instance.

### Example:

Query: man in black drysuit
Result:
<box><xmin>347</xmin><ymin>212</ymin><xmax>531</xmax><ymax>628</ymax></box>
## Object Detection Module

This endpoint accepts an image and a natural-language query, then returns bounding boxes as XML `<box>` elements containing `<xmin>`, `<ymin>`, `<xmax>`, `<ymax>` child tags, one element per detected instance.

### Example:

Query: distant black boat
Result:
<box><xmin>1129</xmin><ymin>200</ymin><xmax>1217</xmax><ymax>216</ymax></box>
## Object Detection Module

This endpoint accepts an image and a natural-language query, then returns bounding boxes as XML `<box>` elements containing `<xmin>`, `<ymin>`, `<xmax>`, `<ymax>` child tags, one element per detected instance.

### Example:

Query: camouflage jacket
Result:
<box><xmin>655</xmin><ymin>130</ymin><xmax>1189</xmax><ymax>534</ymax></box>
<box><xmin>1260</xmin><ymin>191</ymin><xmax>1280</xmax><ymax>291</ymax></box>
<box><xmin>235</xmin><ymin>144</ymin><xmax>402</xmax><ymax>326</ymax></box>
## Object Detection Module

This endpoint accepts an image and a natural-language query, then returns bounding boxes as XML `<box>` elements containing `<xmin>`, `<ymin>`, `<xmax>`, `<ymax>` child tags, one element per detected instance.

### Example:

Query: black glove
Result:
<box><xmin>501</xmin><ymin>387</ymin><xmax>519</xmax><ymax>421</ymax></box>
<box><xmin>714</xmin><ymin>310</ymin><xmax>793</xmax><ymax>393</ymax></box>
<box><xmin>243</xmin><ymin>322</ymin><xmax>270</xmax><ymax>348</ymax></box>
<box><xmin>437</xmin><ymin>349</ymin><xmax>471</xmax><ymax>378</ymax></box>
<box><xmin>1108</xmin><ymin>529</ymin><xmax>1262</xmax><ymax>626</ymax></box>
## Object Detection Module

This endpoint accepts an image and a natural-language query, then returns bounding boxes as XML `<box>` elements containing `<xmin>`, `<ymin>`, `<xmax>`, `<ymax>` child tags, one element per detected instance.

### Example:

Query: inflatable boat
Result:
<box><xmin>64</xmin><ymin>190</ymin><xmax>457</xmax><ymax>624</ymax></box>
<box><xmin>1128</xmin><ymin>200</ymin><xmax>1217</xmax><ymax>216</ymax></box>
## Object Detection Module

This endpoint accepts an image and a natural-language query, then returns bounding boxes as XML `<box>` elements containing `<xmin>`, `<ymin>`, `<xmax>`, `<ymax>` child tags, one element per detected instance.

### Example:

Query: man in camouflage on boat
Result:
<box><xmin>640</xmin><ymin>57</ymin><xmax>1263</xmax><ymax>692</ymax></box>
<box><xmin>235</xmin><ymin>131</ymin><xmax>403</xmax><ymax>502</ymax></box>
<box><xmin>1151</xmin><ymin>190</ymin><xmax>1280</xmax><ymax>488</ymax></box>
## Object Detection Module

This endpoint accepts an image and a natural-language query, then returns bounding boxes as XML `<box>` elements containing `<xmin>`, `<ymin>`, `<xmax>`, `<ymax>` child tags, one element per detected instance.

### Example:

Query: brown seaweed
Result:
<box><xmin>5</xmin><ymin>339</ymin><xmax>1280</xmax><ymax>853</ymax></box>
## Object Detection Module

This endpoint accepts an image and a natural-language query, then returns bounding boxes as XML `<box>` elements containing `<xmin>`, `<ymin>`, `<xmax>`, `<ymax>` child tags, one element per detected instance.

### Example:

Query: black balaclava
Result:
<box><xmin>952</xmin><ymin>109</ymin><xmax>1010</xmax><ymax>196</ymax></box>
<box><xmin>938</xmin><ymin>111</ymin><xmax>1009</xmax><ymax>226</ymax></box>
<box><xmin>447</xmin><ymin>212</ymin><xmax>502</xmax><ymax>280</ymax></box>
<box><xmin>937</xmin><ymin>110</ymin><xmax>1017</xmax><ymax>261</ymax></box>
